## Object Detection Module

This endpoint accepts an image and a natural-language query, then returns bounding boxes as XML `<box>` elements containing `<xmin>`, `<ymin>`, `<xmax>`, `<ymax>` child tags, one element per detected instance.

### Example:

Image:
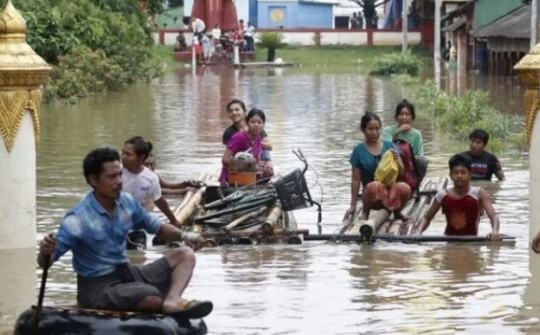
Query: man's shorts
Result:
<box><xmin>77</xmin><ymin>258</ymin><xmax>171</xmax><ymax>311</ymax></box>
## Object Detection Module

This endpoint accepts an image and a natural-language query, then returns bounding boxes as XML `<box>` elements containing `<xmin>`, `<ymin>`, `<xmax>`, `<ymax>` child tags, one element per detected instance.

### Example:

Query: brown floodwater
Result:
<box><xmin>1</xmin><ymin>67</ymin><xmax>539</xmax><ymax>334</ymax></box>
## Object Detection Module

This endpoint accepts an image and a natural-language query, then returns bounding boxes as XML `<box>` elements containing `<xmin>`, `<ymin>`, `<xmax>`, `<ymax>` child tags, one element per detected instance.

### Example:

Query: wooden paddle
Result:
<box><xmin>34</xmin><ymin>252</ymin><xmax>51</xmax><ymax>329</ymax></box>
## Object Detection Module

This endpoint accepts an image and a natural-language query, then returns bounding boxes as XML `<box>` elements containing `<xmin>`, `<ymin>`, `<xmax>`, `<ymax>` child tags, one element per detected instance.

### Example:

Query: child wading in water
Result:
<box><xmin>415</xmin><ymin>154</ymin><xmax>501</xmax><ymax>240</ymax></box>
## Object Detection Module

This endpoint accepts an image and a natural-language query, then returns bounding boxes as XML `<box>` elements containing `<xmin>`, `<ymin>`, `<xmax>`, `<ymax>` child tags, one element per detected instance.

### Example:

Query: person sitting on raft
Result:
<box><xmin>143</xmin><ymin>153</ymin><xmax>202</xmax><ymax>197</ymax></box>
<box><xmin>122</xmin><ymin>136</ymin><xmax>180</xmax><ymax>226</ymax></box>
<box><xmin>220</xmin><ymin>108</ymin><xmax>273</xmax><ymax>184</ymax></box>
<box><xmin>38</xmin><ymin>147</ymin><xmax>213</xmax><ymax>318</ymax></box>
<box><xmin>382</xmin><ymin>99</ymin><xmax>424</xmax><ymax>156</ymax></box>
<box><xmin>223</xmin><ymin>99</ymin><xmax>272</xmax><ymax>158</ymax></box>
<box><xmin>344</xmin><ymin>112</ymin><xmax>412</xmax><ymax>221</ymax></box>
<box><xmin>415</xmin><ymin>154</ymin><xmax>501</xmax><ymax>240</ymax></box>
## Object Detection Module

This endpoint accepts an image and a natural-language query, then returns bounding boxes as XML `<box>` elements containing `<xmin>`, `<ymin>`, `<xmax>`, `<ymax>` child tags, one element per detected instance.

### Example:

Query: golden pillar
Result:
<box><xmin>514</xmin><ymin>42</ymin><xmax>540</xmax><ymax>308</ymax></box>
<box><xmin>0</xmin><ymin>0</ymin><xmax>51</xmax><ymax>250</ymax></box>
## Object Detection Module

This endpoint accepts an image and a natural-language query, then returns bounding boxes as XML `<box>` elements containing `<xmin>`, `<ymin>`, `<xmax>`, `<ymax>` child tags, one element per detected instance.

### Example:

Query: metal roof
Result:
<box><xmin>472</xmin><ymin>5</ymin><xmax>529</xmax><ymax>39</ymax></box>
<box><xmin>442</xmin><ymin>16</ymin><xmax>467</xmax><ymax>32</ymax></box>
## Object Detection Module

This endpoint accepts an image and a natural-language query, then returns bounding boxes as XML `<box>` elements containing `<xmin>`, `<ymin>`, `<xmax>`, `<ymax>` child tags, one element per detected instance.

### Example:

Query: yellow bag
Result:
<box><xmin>374</xmin><ymin>150</ymin><xmax>398</xmax><ymax>187</ymax></box>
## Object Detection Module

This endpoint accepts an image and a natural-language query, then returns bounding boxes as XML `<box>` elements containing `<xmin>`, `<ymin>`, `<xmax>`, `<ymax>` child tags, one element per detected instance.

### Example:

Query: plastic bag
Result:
<box><xmin>374</xmin><ymin>150</ymin><xmax>398</xmax><ymax>187</ymax></box>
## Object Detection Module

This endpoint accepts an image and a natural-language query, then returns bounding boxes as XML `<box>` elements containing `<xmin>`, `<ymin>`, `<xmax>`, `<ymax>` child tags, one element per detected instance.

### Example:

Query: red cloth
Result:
<box><xmin>436</xmin><ymin>188</ymin><xmax>480</xmax><ymax>235</ymax></box>
<box><xmin>363</xmin><ymin>181</ymin><xmax>411</xmax><ymax>211</ymax></box>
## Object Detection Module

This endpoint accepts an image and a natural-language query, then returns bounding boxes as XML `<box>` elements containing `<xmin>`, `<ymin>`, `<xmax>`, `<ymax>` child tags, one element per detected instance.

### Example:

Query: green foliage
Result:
<box><xmin>257</xmin><ymin>32</ymin><xmax>287</xmax><ymax>50</ymax></box>
<box><xmin>0</xmin><ymin>0</ymin><xmax>164</xmax><ymax>102</ymax></box>
<box><xmin>370</xmin><ymin>52</ymin><xmax>422</xmax><ymax>76</ymax></box>
<box><xmin>413</xmin><ymin>81</ymin><xmax>526</xmax><ymax>152</ymax></box>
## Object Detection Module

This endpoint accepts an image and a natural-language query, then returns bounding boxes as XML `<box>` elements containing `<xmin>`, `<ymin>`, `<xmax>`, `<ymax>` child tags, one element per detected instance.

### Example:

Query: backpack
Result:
<box><xmin>393</xmin><ymin>139</ymin><xmax>419</xmax><ymax>191</ymax></box>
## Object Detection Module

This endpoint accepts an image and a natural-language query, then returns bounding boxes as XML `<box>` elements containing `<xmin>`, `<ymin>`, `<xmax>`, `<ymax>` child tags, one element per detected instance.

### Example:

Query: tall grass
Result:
<box><xmin>413</xmin><ymin>81</ymin><xmax>526</xmax><ymax>152</ymax></box>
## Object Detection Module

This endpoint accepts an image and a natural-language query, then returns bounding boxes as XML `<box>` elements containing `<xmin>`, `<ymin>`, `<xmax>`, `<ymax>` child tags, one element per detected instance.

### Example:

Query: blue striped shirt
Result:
<box><xmin>52</xmin><ymin>191</ymin><xmax>162</xmax><ymax>278</ymax></box>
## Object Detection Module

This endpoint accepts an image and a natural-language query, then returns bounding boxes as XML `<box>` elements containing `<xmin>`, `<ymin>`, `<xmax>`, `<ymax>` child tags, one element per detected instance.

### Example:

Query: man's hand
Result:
<box><xmin>39</xmin><ymin>234</ymin><xmax>56</xmax><ymax>257</ymax></box>
<box><xmin>396</xmin><ymin>124</ymin><xmax>411</xmax><ymax>134</ymax></box>
<box><xmin>343</xmin><ymin>206</ymin><xmax>356</xmax><ymax>221</ymax></box>
<box><xmin>532</xmin><ymin>230</ymin><xmax>540</xmax><ymax>254</ymax></box>
<box><xmin>182</xmin><ymin>232</ymin><xmax>203</xmax><ymax>251</ymax></box>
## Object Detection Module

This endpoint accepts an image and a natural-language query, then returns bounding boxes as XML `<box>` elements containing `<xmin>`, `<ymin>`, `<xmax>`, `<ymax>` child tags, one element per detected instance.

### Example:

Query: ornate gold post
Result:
<box><xmin>514</xmin><ymin>42</ymin><xmax>540</xmax><ymax>305</ymax></box>
<box><xmin>0</xmin><ymin>0</ymin><xmax>51</xmax><ymax>250</ymax></box>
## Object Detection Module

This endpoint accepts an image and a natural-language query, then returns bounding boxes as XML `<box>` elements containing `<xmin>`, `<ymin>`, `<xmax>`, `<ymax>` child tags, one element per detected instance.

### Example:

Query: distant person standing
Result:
<box><xmin>357</xmin><ymin>11</ymin><xmax>364</xmax><ymax>29</ymax></box>
<box><xmin>459</xmin><ymin>129</ymin><xmax>505</xmax><ymax>181</ymax></box>
<box><xmin>350</xmin><ymin>13</ymin><xmax>359</xmax><ymax>29</ymax></box>
<box><xmin>192</xmin><ymin>17</ymin><xmax>206</xmax><ymax>41</ymax></box>
<box><xmin>244</xmin><ymin>22</ymin><xmax>256</xmax><ymax>52</ymax></box>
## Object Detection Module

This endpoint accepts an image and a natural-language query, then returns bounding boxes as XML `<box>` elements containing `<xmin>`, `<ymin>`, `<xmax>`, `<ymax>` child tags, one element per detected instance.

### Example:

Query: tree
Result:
<box><xmin>257</xmin><ymin>32</ymin><xmax>287</xmax><ymax>62</ymax></box>
<box><xmin>352</xmin><ymin>0</ymin><xmax>390</xmax><ymax>28</ymax></box>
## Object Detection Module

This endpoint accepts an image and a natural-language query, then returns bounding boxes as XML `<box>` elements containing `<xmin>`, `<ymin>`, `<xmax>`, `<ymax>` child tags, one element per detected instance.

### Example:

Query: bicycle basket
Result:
<box><xmin>273</xmin><ymin>168</ymin><xmax>313</xmax><ymax>211</ymax></box>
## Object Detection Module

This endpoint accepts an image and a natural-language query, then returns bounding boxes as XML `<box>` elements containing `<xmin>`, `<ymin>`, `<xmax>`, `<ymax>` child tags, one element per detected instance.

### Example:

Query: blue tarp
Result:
<box><xmin>382</xmin><ymin>0</ymin><xmax>402</xmax><ymax>29</ymax></box>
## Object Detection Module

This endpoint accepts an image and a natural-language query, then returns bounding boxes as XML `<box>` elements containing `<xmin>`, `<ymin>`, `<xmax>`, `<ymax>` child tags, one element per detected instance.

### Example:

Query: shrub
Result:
<box><xmin>413</xmin><ymin>81</ymin><xmax>525</xmax><ymax>152</ymax></box>
<box><xmin>370</xmin><ymin>52</ymin><xmax>422</xmax><ymax>76</ymax></box>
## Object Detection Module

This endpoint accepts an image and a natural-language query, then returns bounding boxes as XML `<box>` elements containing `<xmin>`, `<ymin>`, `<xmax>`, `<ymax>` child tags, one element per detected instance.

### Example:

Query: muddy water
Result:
<box><xmin>1</xmin><ymin>68</ymin><xmax>539</xmax><ymax>334</ymax></box>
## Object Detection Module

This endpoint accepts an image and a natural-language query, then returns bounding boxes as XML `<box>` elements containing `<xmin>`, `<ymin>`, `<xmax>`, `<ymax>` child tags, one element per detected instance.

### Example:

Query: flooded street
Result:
<box><xmin>1</xmin><ymin>67</ymin><xmax>539</xmax><ymax>334</ymax></box>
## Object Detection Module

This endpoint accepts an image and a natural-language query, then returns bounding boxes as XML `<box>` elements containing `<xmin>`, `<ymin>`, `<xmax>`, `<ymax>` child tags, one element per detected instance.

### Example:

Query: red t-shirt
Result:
<box><xmin>434</xmin><ymin>187</ymin><xmax>481</xmax><ymax>235</ymax></box>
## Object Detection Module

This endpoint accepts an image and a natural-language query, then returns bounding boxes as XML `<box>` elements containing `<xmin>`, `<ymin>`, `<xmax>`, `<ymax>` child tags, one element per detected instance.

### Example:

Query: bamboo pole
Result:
<box><xmin>175</xmin><ymin>188</ymin><xmax>205</xmax><ymax>226</ymax></box>
<box><xmin>261</xmin><ymin>206</ymin><xmax>283</xmax><ymax>234</ymax></box>
<box><xmin>202</xmin><ymin>229</ymin><xmax>309</xmax><ymax>239</ymax></box>
<box><xmin>222</xmin><ymin>206</ymin><xmax>267</xmax><ymax>232</ymax></box>
<box><xmin>173</xmin><ymin>189</ymin><xmax>194</xmax><ymax>216</ymax></box>
<box><xmin>359</xmin><ymin>209</ymin><xmax>391</xmax><ymax>239</ymax></box>
<box><xmin>377</xmin><ymin>220</ymin><xmax>392</xmax><ymax>234</ymax></box>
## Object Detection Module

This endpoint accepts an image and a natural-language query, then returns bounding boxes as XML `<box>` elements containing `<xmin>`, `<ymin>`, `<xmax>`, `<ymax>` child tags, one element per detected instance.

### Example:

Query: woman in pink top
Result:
<box><xmin>219</xmin><ymin>108</ymin><xmax>273</xmax><ymax>184</ymax></box>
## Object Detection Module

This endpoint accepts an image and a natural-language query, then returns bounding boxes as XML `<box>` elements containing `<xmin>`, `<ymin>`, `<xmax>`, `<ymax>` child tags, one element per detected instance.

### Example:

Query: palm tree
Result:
<box><xmin>257</xmin><ymin>32</ymin><xmax>287</xmax><ymax>62</ymax></box>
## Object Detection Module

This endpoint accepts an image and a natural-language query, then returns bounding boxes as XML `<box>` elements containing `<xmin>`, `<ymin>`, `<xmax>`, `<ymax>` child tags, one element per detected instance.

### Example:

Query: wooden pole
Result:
<box><xmin>222</xmin><ymin>206</ymin><xmax>267</xmax><ymax>232</ymax></box>
<box><xmin>434</xmin><ymin>0</ymin><xmax>441</xmax><ymax>90</ymax></box>
<box><xmin>531</xmin><ymin>0</ymin><xmax>538</xmax><ymax>51</ymax></box>
<box><xmin>402</xmin><ymin>0</ymin><xmax>408</xmax><ymax>53</ymax></box>
<box><xmin>34</xmin><ymin>254</ymin><xmax>50</xmax><ymax>329</ymax></box>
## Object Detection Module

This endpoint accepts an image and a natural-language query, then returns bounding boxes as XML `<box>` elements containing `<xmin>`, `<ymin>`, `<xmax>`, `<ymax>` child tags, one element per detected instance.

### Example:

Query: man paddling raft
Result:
<box><xmin>415</xmin><ymin>153</ymin><xmax>501</xmax><ymax>240</ymax></box>
<box><xmin>38</xmin><ymin>147</ymin><xmax>213</xmax><ymax>318</ymax></box>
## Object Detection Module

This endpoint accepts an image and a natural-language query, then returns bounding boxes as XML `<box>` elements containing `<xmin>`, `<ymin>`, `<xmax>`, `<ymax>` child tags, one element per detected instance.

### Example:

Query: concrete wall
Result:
<box><xmin>372</xmin><ymin>31</ymin><xmax>421</xmax><ymax>46</ymax></box>
<box><xmin>257</xmin><ymin>1</ymin><xmax>333</xmax><ymax>29</ymax></box>
<box><xmin>156</xmin><ymin>29</ymin><xmax>421</xmax><ymax>47</ymax></box>
<box><xmin>297</xmin><ymin>3</ymin><xmax>333</xmax><ymax>28</ymax></box>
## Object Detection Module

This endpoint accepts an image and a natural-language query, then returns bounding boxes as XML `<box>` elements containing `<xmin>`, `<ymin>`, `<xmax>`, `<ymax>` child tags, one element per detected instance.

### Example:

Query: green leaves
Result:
<box><xmin>369</xmin><ymin>52</ymin><xmax>422</xmax><ymax>76</ymax></box>
<box><xmin>257</xmin><ymin>32</ymin><xmax>287</xmax><ymax>50</ymax></box>
<box><xmin>0</xmin><ymin>0</ymin><xmax>162</xmax><ymax>102</ymax></box>
<box><xmin>413</xmin><ymin>81</ymin><xmax>525</xmax><ymax>152</ymax></box>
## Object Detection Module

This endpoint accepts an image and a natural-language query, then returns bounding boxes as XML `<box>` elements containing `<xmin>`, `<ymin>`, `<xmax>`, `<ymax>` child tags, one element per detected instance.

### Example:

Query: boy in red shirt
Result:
<box><xmin>416</xmin><ymin>154</ymin><xmax>500</xmax><ymax>240</ymax></box>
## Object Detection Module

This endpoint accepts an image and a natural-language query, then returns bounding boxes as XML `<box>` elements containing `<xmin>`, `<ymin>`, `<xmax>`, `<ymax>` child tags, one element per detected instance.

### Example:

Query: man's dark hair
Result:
<box><xmin>469</xmin><ymin>128</ymin><xmax>489</xmax><ymax>145</ymax></box>
<box><xmin>448</xmin><ymin>153</ymin><xmax>471</xmax><ymax>172</ymax></box>
<box><xmin>125</xmin><ymin>136</ymin><xmax>153</xmax><ymax>159</ymax></box>
<box><xmin>83</xmin><ymin>147</ymin><xmax>120</xmax><ymax>183</ymax></box>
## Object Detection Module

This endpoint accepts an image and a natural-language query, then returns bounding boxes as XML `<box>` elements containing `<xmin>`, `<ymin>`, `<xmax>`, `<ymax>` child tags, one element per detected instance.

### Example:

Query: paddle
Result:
<box><xmin>34</xmin><ymin>235</ymin><xmax>52</xmax><ymax>330</ymax></box>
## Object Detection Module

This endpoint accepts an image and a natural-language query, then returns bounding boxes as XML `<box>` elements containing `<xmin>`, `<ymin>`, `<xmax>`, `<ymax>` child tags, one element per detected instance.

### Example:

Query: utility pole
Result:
<box><xmin>402</xmin><ymin>0</ymin><xmax>408</xmax><ymax>53</ymax></box>
<box><xmin>531</xmin><ymin>0</ymin><xmax>538</xmax><ymax>50</ymax></box>
<box><xmin>434</xmin><ymin>0</ymin><xmax>441</xmax><ymax>90</ymax></box>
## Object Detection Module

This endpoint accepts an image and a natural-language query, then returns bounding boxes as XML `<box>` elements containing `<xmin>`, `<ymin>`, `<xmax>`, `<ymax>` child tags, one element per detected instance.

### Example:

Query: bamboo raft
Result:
<box><xmin>301</xmin><ymin>177</ymin><xmax>515</xmax><ymax>244</ymax></box>
<box><xmin>169</xmin><ymin>168</ymin><xmax>317</xmax><ymax>247</ymax></box>
<box><xmin>338</xmin><ymin>177</ymin><xmax>449</xmax><ymax>239</ymax></box>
